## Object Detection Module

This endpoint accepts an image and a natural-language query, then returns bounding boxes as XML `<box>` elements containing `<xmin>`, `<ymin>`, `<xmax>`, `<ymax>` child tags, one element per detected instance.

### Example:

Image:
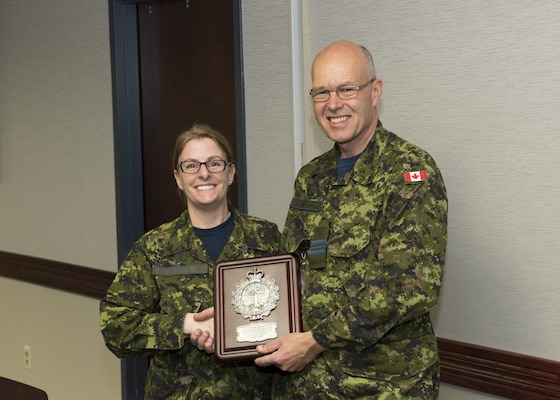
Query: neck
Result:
<box><xmin>338</xmin><ymin>116</ymin><xmax>378</xmax><ymax>158</ymax></box>
<box><xmin>188</xmin><ymin>203</ymin><xmax>231</xmax><ymax>229</ymax></box>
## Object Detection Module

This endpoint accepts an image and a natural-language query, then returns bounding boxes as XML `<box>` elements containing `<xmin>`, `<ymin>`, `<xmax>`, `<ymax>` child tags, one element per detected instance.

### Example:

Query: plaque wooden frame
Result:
<box><xmin>214</xmin><ymin>254</ymin><xmax>302</xmax><ymax>362</ymax></box>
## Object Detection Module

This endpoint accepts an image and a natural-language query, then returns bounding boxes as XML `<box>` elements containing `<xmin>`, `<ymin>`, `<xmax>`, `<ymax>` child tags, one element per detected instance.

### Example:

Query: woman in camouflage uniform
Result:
<box><xmin>100</xmin><ymin>123</ymin><xmax>281</xmax><ymax>399</ymax></box>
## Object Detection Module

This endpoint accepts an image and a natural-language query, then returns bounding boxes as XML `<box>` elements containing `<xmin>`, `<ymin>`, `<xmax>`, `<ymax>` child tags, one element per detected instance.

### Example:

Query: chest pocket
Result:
<box><xmin>152</xmin><ymin>263</ymin><xmax>212</xmax><ymax>314</ymax></box>
<box><xmin>328</xmin><ymin>224</ymin><xmax>375</xmax><ymax>302</ymax></box>
<box><xmin>328</xmin><ymin>224</ymin><xmax>371</xmax><ymax>258</ymax></box>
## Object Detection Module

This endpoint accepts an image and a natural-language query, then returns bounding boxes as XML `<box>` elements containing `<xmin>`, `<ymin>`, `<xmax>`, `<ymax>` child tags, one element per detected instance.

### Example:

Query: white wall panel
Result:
<box><xmin>241</xmin><ymin>1</ymin><xmax>297</xmax><ymax>229</ymax></box>
<box><xmin>0</xmin><ymin>0</ymin><xmax>117</xmax><ymax>270</ymax></box>
<box><xmin>243</xmin><ymin>0</ymin><xmax>560</xmax><ymax>361</ymax></box>
<box><xmin>306</xmin><ymin>0</ymin><xmax>560</xmax><ymax>360</ymax></box>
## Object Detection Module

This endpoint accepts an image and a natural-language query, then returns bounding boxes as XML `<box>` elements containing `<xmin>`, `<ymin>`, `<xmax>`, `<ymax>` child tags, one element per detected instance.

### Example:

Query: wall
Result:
<box><xmin>0</xmin><ymin>278</ymin><xmax>120</xmax><ymax>399</ymax></box>
<box><xmin>242</xmin><ymin>0</ymin><xmax>560</xmax><ymax>398</ymax></box>
<box><xmin>1</xmin><ymin>0</ymin><xmax>557</xmax><ymax>399</ymax></box>
<box><xmin>0</xmin><ymin>0</ymin><xmax>117</xmax><ymax>270</ymax></box>
<box><xmin>242</xmin><ymin>1</ymin><xmax>297</xmax><ymax>226</ymax></box>
<box><xmin>0</xmin><ymin>0</ymin><xmax>121</xmax><ymax>399</ymax></box>
<box><xmin>298</xmin><ymin>0</ymin><xmax>560</xmax><ymax>361</ymax></box>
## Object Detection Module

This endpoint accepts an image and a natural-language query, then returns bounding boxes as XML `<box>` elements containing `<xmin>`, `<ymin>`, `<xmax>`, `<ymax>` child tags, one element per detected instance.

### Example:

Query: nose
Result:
<box><xmin>197</xmin><ymin>163</ymin><xmax>211</xmax><ymax>177</ymax></box>
<box><xmin>326</xmin><ymin>93</ymin><xmax>343</xmax><ymax>110</ymax></box>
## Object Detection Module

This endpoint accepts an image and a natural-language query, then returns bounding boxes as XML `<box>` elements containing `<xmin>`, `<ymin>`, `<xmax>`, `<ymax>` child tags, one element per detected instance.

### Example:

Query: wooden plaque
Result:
<box><xmin>214</xmin><ymin>254</ymin><xmax>302</xmax><ymax>362</ymax></box>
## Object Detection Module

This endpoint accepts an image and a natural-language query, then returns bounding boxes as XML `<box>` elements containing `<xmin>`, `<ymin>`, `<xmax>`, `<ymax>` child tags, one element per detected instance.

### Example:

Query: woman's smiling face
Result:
<box><xmin>173</xmin><ymin>137</ymin><xmax>235</xmax><ymax>211</ymax></box>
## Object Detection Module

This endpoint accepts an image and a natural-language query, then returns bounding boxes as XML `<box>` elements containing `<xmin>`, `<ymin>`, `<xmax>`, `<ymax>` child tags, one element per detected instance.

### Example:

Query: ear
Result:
<box><xmin>173</xmin><ymin>169</ymin><xmax>183</xmax><ymax>191</ymax></box>
<box><xmin>228</xmin><ymin>163</ymin><xmax>236</xmax><ymax>185</ymax></box>
<box><xmin>371</xmin><ymin>79</ymin><xmax>383</xmax><ymax>106</ymax></box>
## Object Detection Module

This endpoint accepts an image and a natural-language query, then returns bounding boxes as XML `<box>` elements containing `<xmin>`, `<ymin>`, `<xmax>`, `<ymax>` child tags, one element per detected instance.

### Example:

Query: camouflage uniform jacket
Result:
<box><xmin>100</xmin><ymin>207</ymin><xmax>281</xmax><ymax>400</ymax></box>
<box><xmin>279</xmin><ymin>122</ymin><xmax>448</xmax><ymax>398</ymax></box>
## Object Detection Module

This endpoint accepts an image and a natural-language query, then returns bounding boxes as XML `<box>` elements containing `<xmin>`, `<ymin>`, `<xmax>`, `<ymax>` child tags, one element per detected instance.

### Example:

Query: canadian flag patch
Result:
<box><xmin>404</xmin><ymin>170</ymin><xmax>427</xmax><ymax>182</ymax></box>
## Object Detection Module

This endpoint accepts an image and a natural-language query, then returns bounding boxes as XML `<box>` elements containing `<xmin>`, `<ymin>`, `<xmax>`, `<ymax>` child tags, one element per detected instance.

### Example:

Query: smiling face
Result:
<box><xmin>173</xmin><ymin>137</ymin><xmax>235</xmax><ymax>214</ymax></box>
<box><xmin>311</xmin><ymin>40</ymin><xmax>383</xmax><ymax>158</ymax></box>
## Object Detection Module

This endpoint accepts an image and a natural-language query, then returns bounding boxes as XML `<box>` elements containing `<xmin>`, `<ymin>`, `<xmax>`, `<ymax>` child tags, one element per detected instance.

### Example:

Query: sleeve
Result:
<box><xmin>99</xmin><ymin>241</ymin><xmax>186</xmax><ymax>358</ymax></box>
<box><xmin>256</xmin><ymin>220</ymin><xmax>283</xmax><ymax>254</ymax></box>
<box><xmin>269</xmin><ymin>228</ymin><xmax>282</xmax><ymax>253</ymax></box>
<box><xmin>311</xmin><ymin>162</ymin><xmax>448</xmax><ymax>350</ymax></box>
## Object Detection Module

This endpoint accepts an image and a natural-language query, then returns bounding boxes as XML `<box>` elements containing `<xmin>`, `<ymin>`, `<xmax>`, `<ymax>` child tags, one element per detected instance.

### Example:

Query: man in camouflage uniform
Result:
<box><xmin>255</xmin><ymin>40</ymin><xmax>448</xmax><ymax>399</ymax></box>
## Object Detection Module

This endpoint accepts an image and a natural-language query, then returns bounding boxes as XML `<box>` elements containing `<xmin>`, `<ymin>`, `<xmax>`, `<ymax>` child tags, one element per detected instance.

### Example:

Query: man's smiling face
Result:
<box><xmin>310</xmin><ymin>40</ymin><xmax>382</xmax><ymax>158</ymax></box>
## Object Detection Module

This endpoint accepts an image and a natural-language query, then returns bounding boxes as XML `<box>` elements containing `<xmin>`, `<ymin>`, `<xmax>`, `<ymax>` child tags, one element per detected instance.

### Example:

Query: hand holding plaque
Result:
<box><xmin>214</xmin><ymin>254</ymin><xmax>302</xmax><ymax>362</ymax></box>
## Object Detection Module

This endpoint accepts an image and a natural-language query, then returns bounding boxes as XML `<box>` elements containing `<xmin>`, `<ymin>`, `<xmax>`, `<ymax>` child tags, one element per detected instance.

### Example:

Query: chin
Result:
<box><xmin>327</xmin><ymin>132</ymin><xmax>353</xmax><ymax>144</ymax></box>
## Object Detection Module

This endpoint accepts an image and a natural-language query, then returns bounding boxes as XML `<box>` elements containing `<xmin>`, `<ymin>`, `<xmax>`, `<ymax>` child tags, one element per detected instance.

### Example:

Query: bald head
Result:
<box><xmin>312</xmin><ymin>40</ymin><xmax>376</xmax><ymax>83</ymax></box>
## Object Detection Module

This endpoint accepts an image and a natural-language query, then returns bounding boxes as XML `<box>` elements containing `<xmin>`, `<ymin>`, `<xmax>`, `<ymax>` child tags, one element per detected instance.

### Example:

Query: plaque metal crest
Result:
<box><xmin>214</xmin><ymin>254</ymin><xmax>302</xmax><ymax>362</ymax></box>
<box><xmin>232</xmin><ymin>267</ymin><xmax>280</xmax><ymax>321</ymax></box>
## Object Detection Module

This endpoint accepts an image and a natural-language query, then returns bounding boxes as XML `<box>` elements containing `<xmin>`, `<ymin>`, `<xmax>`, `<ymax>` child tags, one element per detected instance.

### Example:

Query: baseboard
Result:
<box><xmin>438</xmin><ymin>338</ymin><xmax>560</xmax><ymax>399</ymax></box>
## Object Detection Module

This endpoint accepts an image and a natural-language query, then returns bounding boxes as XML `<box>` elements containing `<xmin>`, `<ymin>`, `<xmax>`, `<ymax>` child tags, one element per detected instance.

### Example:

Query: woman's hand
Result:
<box><xmin>183</xmin><ymin>307</ymin><xmax>215</xmax><ymax>353</ymax></box>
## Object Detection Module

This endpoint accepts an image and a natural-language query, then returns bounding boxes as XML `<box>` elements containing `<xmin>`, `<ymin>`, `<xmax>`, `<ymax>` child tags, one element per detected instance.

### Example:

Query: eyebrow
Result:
<box><xmin>181</xmin><ymin>156</ymin><xmax>224</xmax><ymax>162</ymax></box>
<box><xmin>312</xmin><ymin>81</ymin><xmax>357</xmax><ymax>90</ymax></box>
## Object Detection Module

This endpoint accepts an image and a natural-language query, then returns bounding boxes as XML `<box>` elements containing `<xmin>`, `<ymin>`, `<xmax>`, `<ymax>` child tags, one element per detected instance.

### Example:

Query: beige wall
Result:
<box><xmin>242</xmin><ymin>1</ymin><xmax>297</xmax><ymax>227</ymax></box>
<box><xmin>2</xmin><ymin>0</ymin><xmax>557</xmax><ymax>399</ymax></box>
<box><xmin>245</xmin><ymin>0</ymin><xmax>560</xmax><ymax>360</ymax></box>
<box><xmin>322</xmin><ymin>1</ymin><xmax>559</xmax><ymax>362</ymax></box>
<box><xmin>0</xmin><ymin>0</ymin><xmax>117</xmax><ymax>269</ymax></box>
<box><xmin>243</xmin><ymin>0</ymin><xmax>559</xmax><ymax>398</ymax></box>
<box><xmin>0</xmin><ymin>278</ymin><xmax>121</xmax><ymax>399</ymax></box>
<box><xmin>0</xmin><ymin>0</ymin><xmax>120</xmax><ymax>399</ymax></box>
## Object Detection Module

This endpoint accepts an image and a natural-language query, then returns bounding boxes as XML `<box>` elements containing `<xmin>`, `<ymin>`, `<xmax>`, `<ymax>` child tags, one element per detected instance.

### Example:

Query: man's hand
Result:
<box><xmin>254</xmin><ymin>331</ymin><xmax>326</xmax><ymax>372</ymax></box>
<box><xmin>183</xmin><ymin>307</ymin><xmax>215</xmax><ymax>353</ymax></box>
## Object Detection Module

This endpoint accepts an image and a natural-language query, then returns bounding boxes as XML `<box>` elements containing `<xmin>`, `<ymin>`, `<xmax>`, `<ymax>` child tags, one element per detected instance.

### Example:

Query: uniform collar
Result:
<box><xmin>173</xmin><ymin>207</ymin><xmax>262</xmax><ymax>262</ymax></box>
<box><xmin>311</xmin><ymin>121</ymin><xmax>389</xmax><ymax>186</ymax></box>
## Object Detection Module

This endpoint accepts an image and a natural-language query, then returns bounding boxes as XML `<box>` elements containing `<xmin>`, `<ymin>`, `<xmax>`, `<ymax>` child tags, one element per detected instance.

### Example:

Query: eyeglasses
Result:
<box><xmin>309</xmin><ymin>78</ymin><xmax>376</xmax><ymax>102</ymax></box>
<box><xmin>178</xmin><ymin>159</ymin><xmax>230</xmax><ymax>174</ymax></box>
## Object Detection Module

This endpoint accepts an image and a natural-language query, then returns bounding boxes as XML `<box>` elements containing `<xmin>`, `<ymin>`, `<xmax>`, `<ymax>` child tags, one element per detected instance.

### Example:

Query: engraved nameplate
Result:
<box><xmin>236</xmin><ymin>322</ymin><xmax>278</xmax><ymax>343</ymax></box>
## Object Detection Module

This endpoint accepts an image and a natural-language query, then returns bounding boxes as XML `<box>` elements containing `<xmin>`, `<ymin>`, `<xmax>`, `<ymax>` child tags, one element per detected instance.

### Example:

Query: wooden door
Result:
<box><xmin>137</xmin><ymin>0</ymin><xmax>239</xmax><ymax>231</ymax></box>
<box><xmin>110</xmin><ymin>1</ymin><xmax>243</xmax><ymax>398</ymax></box>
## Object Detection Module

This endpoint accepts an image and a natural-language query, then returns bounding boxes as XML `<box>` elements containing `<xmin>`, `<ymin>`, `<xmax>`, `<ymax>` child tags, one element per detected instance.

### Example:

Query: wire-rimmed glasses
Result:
<box><xmin>309</xmin><ymin>78</ymin><xmax>375</xmax><ymax>102</ymax></box>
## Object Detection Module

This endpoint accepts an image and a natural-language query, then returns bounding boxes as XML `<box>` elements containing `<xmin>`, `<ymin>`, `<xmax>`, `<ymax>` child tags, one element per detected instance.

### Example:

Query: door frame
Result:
<box><xmin>108</xmin><ymin>1</ymin><xmax>246</xmax><ymax>398</ymax></box>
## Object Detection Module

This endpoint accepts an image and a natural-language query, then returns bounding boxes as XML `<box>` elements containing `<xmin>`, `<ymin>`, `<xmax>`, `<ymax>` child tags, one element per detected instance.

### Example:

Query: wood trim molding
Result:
<box><xmin>1</xmin><ymin>250</ymin><xmax>559</xmax><ymax>399</ymax></box>
<box><xmin>0</xmin><ymin>250</ymin><xmax>114</xmax><ymax>299</ymax></box>
<box><xmin>438</xmin><ymin>338</ymin><xmax>560</xmax><ymax>399</ymax></box>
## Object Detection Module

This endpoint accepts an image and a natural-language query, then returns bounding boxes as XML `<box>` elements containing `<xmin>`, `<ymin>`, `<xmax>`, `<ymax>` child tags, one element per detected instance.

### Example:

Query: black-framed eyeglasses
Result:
<box><xmin>178</xmin><ymin>159</ymin><xmax>230</xmax><ymax>174</ymax></box>
<box><xmin>309</xmin><ymin>78</ymin><xmax>376</xmax><ymax>102</ymax></box>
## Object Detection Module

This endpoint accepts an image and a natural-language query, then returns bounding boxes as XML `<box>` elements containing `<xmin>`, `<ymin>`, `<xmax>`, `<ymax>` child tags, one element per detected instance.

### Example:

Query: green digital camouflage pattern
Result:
<box><xmin>100</xmin><ymin>208</ymin><xmax>281</xmax><ymax>400</ymax></box>
<box><xmin>276</xmin><ymin>122</ymin><xmax>448</xmax><ymax>399</ymax></box>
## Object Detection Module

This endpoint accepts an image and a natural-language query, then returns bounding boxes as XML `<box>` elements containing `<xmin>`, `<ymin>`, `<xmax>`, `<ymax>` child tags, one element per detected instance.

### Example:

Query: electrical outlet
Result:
<box><xmin>23</xmin><ymin>345</ymin><xmax>31</xmax><ymax>370</ymax></box>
